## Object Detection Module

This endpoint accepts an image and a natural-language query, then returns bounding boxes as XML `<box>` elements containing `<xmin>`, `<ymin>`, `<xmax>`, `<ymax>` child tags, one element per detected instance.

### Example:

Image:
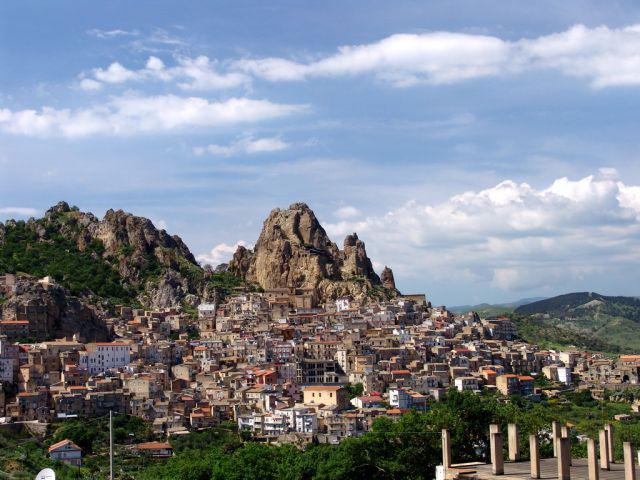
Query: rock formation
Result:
<box><xmin>0</xmin><ymin>201</ymin><xmax>218</xmax><ymax>309</ymax></box>
<box><xmin>380</xmin><ymin>266</ymin><xmax>396</xmax><ymax>290</ymax></box>
<box><xmin>229</xmin><ymin>202</ymin><xmax>398</xmax><ymax>304</ymax></box>
<box><xmin>1</xmin><ymin>278</ymin><xmax>110</xmax><ymax>342</ymax></box>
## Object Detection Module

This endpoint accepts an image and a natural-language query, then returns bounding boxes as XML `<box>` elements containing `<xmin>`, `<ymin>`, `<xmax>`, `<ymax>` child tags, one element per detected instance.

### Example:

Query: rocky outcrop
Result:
<box><xmin>230</xmin><ymin>203</ymin><xmax>398</xmax><ymax>304</ymax></box>
<box><xmin>380</xmin><ymin>266</ymin><xmax>396</xmax><ymax>290</ymax></box>
<box><xmin>1</xmin><ymin>201</ymin><xmax>211</xmax><ymax>309</ymax></box>
<box><xmin>1</xmin><ymin>278</ymin><xmax>110</xmax><ymax>342</ymax></box>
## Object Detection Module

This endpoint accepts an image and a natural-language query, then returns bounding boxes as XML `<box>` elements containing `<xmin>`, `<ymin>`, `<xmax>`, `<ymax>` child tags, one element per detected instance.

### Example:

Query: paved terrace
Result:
<box><xmin>451</xmin><ymin>459</ymin><xmax>638</xmax><ymax>479</ymax></box>
<box><xmin>440</xmin><ymin>422</ymin><xmax>638</xmax><ymax>480</ymax></box>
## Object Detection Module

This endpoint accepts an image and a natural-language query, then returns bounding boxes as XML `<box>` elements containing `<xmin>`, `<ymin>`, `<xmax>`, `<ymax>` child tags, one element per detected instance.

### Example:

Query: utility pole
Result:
<box><xmin>109</xmin><ymin>410</ymin><xmax>114</xmax><ymax>480</ymax></box>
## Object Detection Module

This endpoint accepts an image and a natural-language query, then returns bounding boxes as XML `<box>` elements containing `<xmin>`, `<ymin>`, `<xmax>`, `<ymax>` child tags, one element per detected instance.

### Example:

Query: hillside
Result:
<box><xmin>512</xmin><ymin>292</ymin><xmax>640</xmax><ymax>353</ymax></box>
<box><xmin>0</xmin><ymin>202</ymin><xmax>239</xmax><ymax>308</ymax></box>
<box><xmin>450</xmin><ymin>297</ymin><xmax>545</xmax><ymax>316</ymax></box>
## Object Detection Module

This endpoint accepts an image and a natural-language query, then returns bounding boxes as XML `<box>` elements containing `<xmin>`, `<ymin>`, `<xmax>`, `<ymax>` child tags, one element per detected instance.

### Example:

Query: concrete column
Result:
<box><xmin>442</xmin><ymin>429</ymin><xmax>452</xmax><ymax>469</ymax></box>
<box><xmin>508</xmin><ymin>423</ymin><xmax>520</xmax><ymax>462</ymax></box>
<box><xmin>490</xmin><ymin>423</ymin><xmax>500</xmax><ymax>435</ymax></box>
<box><xmin>552</xmin><ymin>421</ymin><xmax>561</xmax><ymax>457</ymax></box>
<box><xmin>588</xmin><ymin>438</ymin><xmax>599</xmax><ymax>480</ymax></box>
<box><xmin>624</xmin><ymin>442</ymin><xmax>636</xmax><ymax>480</ymax></box>
<box><xmin>491</xmin><ymin>432</ymin><xmax>504</xmax><ymax>475</ymax></box>
<box><xmin>562</xmin><ymin>425</ymin><xmax>572</xmax><ymax>465</ymax></box>
<box><xmin>606</xmin><ymin>424</ymin><xmax>615</xmax><ymax>463</ymax></box>
<box><xmin>558</xmin><ymin>436</ymin><xmax>571</xmax><ymax>480</ymax></box>
<box><xmin>529</xmin><ymin>434</ymin><xmax>540</xmax><ymax>479</ymax></box>
<box><xmin>600</xmin><ymin>430</ymin><xmax>610</xmax><ymax>471</ymax></box>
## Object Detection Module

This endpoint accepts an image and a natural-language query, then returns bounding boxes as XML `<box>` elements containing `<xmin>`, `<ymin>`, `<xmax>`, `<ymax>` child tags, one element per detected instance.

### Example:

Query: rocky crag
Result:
<box><xmin>0</xmin><ymin>202</ymin><xmax>222</xmax><ymax>309</ymax></box>
<box><xmin>230</xmin><ymin>202</ymin><xmax>399</xmax><ymax>304</ymax></box>
<box><xmin>1</xmin><ymin>277</ymin><xmax>110</xmax><ymax>342</ymax></box>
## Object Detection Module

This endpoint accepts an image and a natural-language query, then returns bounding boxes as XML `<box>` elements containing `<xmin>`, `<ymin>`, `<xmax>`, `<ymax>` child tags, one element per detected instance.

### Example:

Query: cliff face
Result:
<box><xmin>1</xmin><ymin>278</ymin><xmax>110</xmax><ymax>342</ymax></box>
<box><xmin>0</xmin><ymin>202</ymin><xmax>217</xmax><ymax>309</ymax></box>
<box><xmin>230</xmin><ymin>202</ymin><xmax>398</xmax><ymax>303</ymax></box>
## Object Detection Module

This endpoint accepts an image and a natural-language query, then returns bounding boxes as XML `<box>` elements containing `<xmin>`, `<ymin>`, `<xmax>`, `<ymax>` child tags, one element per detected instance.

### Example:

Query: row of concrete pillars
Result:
<box><xmin>441</xmin><ymin>422</ymin><xmax>637</xmax><ymax>480</ymax></box>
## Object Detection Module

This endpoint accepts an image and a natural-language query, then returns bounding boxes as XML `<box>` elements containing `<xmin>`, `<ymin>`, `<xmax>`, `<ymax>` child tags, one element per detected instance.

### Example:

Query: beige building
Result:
<box><xmin>303</xmin><ymin>385</ymin><xmax>350</xmax><ymax>411</ymax></box>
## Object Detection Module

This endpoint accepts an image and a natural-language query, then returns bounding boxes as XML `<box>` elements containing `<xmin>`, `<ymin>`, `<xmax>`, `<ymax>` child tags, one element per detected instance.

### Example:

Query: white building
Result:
<box><xmin>557</xmin><ymin>366</ymin><xmax>573</xmax><ymax>385</ymax></box>
<box><xmin>335</xmin><ymin>297</ymin><xmax>351</xmax><ymax>312</ymax></box>
<box><xmin>388</xmin><ymin>387</ymin><xmax>411</xmax><ymax>409</ymax></box>
<box><xmin>294</xmin><ymin>409</ymin><xmax>318</xmax><ymax>434</ymax></box>
<box><xmin>197</xmin><ymin>303</ymin><xmax>217</xmax><ymax>318</ymax></box>
<box><xmin>454</xmin><ymin>376</ymin><xmax>481</xmax><ymax>392</ymax></box>
<box><xmin>80</xmin><ymin>342</ymin><xmax>130</xmax><ymax>375</ymax></box>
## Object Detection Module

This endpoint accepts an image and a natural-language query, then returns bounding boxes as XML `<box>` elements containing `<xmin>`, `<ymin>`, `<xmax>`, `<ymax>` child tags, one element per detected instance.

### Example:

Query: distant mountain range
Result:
<box><xmin>512</xmin><ymin>292</ymin><xmax>640</xmax><ymax>353</ymax></box>
<box><xmin>449</xmin><ymin>297</ymin><xmax>546</xmax><ymax>315</ymax></box>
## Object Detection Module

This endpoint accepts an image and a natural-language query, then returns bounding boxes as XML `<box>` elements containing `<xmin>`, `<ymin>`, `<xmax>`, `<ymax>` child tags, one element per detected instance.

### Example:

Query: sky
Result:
<box><xmin>1</xmin><ymin>1</ymin><xmax>640</xmax><ymax>306</ymax></box>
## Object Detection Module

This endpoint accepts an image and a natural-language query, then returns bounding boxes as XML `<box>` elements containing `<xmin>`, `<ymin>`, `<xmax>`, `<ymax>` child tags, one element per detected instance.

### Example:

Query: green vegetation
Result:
<box><xmin>511</xmin><ymin>292</ymin><xmax>640</xmax><ymax>353</ymax></box>
<box><xmin>0</xmin><ymin>212</ymin><xmax>253</xmax><ymax>309</ymax></box>
<box><xmin>344</xmin><ymin>382</ymin><xmax>364</xmax><ymax>399</ymax></box>
<box><xmin>512</xmin><ymin>314</ymin><xmax>628</xmax><ymax>353</ymax></box>
<box><xmin>208</xmin><ymin>271</ymin><xmax>245</xmax><ymax>297</ymax></box>
<box><xmin>0</xmin><ymin>414</ymin><xmax>153</xmax><ymax>479</ymax></box>
<box><xmin>0</xmin><ymin>220</ymin><xmax>134</xmax><ymax>303</ymax></box>
<box><xmin>51</xmin><ymin>414</ymin><xmax>152</xmax><ymax>454</ymax></box>
<box><xmin>5</xmin><ymin>390</ymin><xmax>640</xmax><ymax>479</ymax></box>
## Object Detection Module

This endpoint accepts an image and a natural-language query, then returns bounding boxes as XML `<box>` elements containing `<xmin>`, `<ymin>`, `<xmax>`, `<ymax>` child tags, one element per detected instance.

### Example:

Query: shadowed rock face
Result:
<box><xmin>229</xmin><ymin>202</ymin><xmax>398</xmax><ymax>304</ymax></box>
<box><xmin>2</xmin><ymin>279</ymin><xmax>110</xmax><ymax>342</ymax></box>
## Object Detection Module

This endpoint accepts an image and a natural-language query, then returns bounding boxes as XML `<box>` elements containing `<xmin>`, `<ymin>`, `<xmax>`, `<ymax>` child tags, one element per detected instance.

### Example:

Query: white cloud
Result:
<box><xmin>78</xmin><ymin>78</ymin><xmax>102</xmax><ymax>91</ymax></box>
<box><xmin>334</xmin><ymin>206</ymin><xmax>361</xmax><ymax>219</ymax></box>
<box><xmin>236</xmin><ymin>24</ymin><xmax>640</xmax><ymax>88</ymax></box>
<box><xmin>197</xmin><ymin>241</ymin><xmax>249</xmax><ymax>266</ymax></box>
<box><xmin>93</xmin><ymin>62</ymin><xmax>142</xmax><ymax>84</ymax></box>
<box><xmin>0</xmin><ymin>95</ymin><xmax>307</xmax><ymax>138</ymax></box>
<box><xmin>194</xmin><ymin>135</ymin><xmax>290</xmax><ymax>157</ymax></box>
<box><xmin>324</xmin><ymin>171</ymin><xmax>640</xmax><ymax>293</ymax></box>
<box><xmin>81</xmin><ymin>55</ymin><xmax>250</xmax><ymax>91</ymax></box>
<box><xmin>86</xmin><ymin>28</ymin><xmax>140</xmax><ymax>39</ymax></box>
<box><xmin>153</xmin><ymin>219</ymin><xmax>168</xmax><ymax>230</ymax></box>
<box><xmin>78</xmin><ymin>24</ymin><xmax>640</xmax><ymax>91</ymax></box>
<box><xmin>0</xmin><ymin>207</ymin><xmax>38</xmax><ymax>217</ymax></box>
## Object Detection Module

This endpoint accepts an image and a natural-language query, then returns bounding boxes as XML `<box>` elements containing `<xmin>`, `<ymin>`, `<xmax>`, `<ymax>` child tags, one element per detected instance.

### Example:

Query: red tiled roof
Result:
<box><xmin>49</xmin><ymin>439</ymin><xmax>81</xmax><ymax>453</ymax></box>
<box><xmin>136</xmin><ymin>441</ymin><xmax>172</xmax><ymax>450</ymax></box>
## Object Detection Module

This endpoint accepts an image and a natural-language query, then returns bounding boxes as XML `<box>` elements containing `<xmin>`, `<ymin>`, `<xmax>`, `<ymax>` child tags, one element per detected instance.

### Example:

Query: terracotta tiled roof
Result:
<box><xmin>48</xmin><ymin>439</ymin><xmax>81</xmax><ymax>453</ymax></box>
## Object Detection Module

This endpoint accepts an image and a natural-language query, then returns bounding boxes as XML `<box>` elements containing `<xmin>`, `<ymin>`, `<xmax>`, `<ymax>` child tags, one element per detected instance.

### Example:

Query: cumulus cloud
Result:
<box><xmin>334</xmin><ymin>206</ymin><xmax>361</xmax><ymax>219</ymax></box>
<box><xmin>0</xmin><ymin>207</ymin><xmax>38</xmax><ymax>217</ymax></box>
<box><xmin>77</xmin><ymin>24</ymin><xmax>640</xmax><ymax>90</ymax></box>
<box><xmin>236</xmin><ymin>24</ymin><xmax>640</xmax><ymax>88</ymax></box>
<box><xmin>324</xmin><ymin>171</ymin><xmax>640</xmax><ymax>293</ymax></box>
<box><xmin>0</xmin><ymin>95</ymin><xmax>307</xmax><ymax>137</ymax></box>
<box><xmin>197</xmin><ymin>241</ymin><xmax>249</xmax><ymax>266</ymax></box>
<box><xmin>194</xmin><ymin>135</ymin><xmax>290</xmax><ymax>157</ymax></box>
<box><xmin>81</xmin><ymin>55</ymin><xmax>250</xmax><ymax>91</ymax></box>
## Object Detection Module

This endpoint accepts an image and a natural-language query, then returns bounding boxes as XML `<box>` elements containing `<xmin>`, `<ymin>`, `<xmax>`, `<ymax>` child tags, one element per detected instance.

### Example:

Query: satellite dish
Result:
<box><xmin>35</xmin><ymin>468</ymin><xmax>56</xmax><ymax>480</ymax></box>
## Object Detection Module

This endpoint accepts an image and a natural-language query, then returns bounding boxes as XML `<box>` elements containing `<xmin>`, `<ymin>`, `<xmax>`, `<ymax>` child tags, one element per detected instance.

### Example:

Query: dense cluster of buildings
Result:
<box><xmin>0</xmin><ymin>275</ymin><xmax>638</xmax><ymax>451</ymax></box>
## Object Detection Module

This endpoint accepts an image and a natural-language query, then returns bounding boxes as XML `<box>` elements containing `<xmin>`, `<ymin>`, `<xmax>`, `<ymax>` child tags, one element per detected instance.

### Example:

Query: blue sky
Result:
<box><xmin>2</xmin><ymin>1</ymin><xmax>640</xmax><ymax>305</ymax></box>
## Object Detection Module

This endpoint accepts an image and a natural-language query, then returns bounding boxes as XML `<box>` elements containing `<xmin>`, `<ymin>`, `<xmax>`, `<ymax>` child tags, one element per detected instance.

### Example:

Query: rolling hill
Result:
<box><xmin>450</xmin><ymin>297</ymin><xmax>546</xmax><ymax>316</ymax></box>
<box><xmin>512</xmin><ymin>292</ymin><xmax>640</xmax><ymax>353</ymax></box>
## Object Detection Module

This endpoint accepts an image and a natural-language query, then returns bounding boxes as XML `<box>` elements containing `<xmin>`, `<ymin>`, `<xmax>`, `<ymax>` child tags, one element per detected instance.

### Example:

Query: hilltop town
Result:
<box><xmin>1</xmin><ymin>203</ymin><xmax>640</xmax><ymax>476</ymax></box>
